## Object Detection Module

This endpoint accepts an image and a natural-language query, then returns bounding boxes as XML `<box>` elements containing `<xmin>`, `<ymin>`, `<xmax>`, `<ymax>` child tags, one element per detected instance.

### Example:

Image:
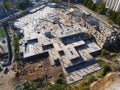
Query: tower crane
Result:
<box><xmin>68</xmin><ymin>0</ymin><xmax>70</xmax><ymax>18</ymax></box>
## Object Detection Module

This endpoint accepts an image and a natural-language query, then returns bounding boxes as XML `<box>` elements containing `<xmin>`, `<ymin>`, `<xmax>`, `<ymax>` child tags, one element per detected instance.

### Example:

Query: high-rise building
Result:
<box><xmin>106</xmin><ymin>0</ymin><xmax>120</xmax><ymax>12</ymax></box>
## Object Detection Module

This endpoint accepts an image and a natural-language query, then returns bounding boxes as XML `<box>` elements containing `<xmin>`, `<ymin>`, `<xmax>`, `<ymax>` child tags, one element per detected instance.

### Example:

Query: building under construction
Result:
<box><xmin>11</xmin><ymin>3</ymin><xmax>116</xmax><ymax>84</ymax></box>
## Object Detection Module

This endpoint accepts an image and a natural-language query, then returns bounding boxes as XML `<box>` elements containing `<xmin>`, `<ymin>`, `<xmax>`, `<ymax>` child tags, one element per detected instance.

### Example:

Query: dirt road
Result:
<box><xmin>0</xmin><ymin>70</ymin><xmax>15</xmax><ymax>90</ymax></box>
<box><xmin>105</xmin><ymin>75</ymin><xmax>120</xmax><ymax>90</ymax></box>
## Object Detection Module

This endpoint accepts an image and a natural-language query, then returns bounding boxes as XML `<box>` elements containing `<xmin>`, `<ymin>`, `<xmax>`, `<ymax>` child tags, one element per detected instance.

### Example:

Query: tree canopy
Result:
<box><xmin>13</xmin><ymin>33</ymin><xmax>19</xmax><ymax>61</ymax></box>
<box><xmin>81</xmin><ymin>0</ymin><xmax>120</xmax><ymax>25</ymax></box>
<box><xmin>4</xmin><ymin>1</ymin><xmax>12</xmax><ymax>10</ymax></box>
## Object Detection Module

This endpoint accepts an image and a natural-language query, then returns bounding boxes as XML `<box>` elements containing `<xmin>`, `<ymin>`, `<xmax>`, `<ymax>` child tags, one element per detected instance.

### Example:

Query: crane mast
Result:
<box><xmin>68</xmin><ymin>0</ymin><xmax>70</xmax><ymax>18</ymax></box>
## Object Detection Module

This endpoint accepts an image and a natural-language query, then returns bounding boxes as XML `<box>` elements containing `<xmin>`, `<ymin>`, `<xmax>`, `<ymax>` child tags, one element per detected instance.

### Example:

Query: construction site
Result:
<box><xmin>10</xmin><ymin>1</ymin><xmax>117</xmax><ymax>84</ymax></box>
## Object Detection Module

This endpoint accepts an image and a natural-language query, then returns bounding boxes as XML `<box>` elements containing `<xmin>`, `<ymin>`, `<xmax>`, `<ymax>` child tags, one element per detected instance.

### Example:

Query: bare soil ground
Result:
<box><xmin>90</xmin><ymin>72</ymin><xmax>116</xmax><ymax>90</ymax></box>
<box><xmin>19</xmin><ymin>58</ymin><xmax>63</xmax><ymax>83</ymax></box>
<box><xmin>104</xmin><ymin>73</ymin><xmax>120</xmax><ymax>90</ymax></box>
<box><xmin>0</xmin><ymin>70</ymin><xmax>16</xmax><ymax>90</ymax></box>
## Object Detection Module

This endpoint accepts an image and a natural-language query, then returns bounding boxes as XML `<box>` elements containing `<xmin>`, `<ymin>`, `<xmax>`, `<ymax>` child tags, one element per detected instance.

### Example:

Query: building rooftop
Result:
<box><xmin>63</xmin><ymin>45</ymin><xmax>79</xmax><ymax>60</ymax></box>
<box><xmin>78</xmin><ymin>50</ymin><xmax>93</xmax><ymax>61</ymax></box>
<box><xmin>55</xmin><ymin>25</ymin><xmax>87</xmax><ymax>38</ymax></box>
<box><xmin>66</xmin><ymin>63</ymin><xmax>101</xmax><ymax>84</ymax></box>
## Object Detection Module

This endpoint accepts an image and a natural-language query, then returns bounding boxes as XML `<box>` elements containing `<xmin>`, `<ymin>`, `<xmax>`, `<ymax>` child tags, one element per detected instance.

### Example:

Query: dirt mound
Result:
<box><xmin>90</xmin><ymin>72</ymin><xmax>116</xmax><ymax>90</ymax></box>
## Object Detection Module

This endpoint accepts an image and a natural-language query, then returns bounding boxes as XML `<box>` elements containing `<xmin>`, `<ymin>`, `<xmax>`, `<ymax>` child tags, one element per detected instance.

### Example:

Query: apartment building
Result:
<box><xmin>106</xmin><ymin>0</ymin><xmax>120</xmax><ymax>12</ymax></box>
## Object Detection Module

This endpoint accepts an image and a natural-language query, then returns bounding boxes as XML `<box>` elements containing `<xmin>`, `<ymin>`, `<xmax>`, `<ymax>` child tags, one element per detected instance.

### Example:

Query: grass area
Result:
<box><xmin>98</xmin><ymin>49</ymin><xmax>120</xmax><ymax>71</ymax></box>
<box><xmin>23</xmin><ymin>77</ymin><xmax>67</xmax><ymax>90</ymax></box>
<box><xmin>0</xmin><ymin>28</ymin><xmax>6</xmax><ymax>38</ymax></box>
<box><xmin>107</xmin><ymin>17</ymin><xmax>114</xmax><ymax>25</ymax></box>
<box><xmin>100</xmin><ymin>49</ymin><xmax>118</xmax><ymax>61</ymax></box>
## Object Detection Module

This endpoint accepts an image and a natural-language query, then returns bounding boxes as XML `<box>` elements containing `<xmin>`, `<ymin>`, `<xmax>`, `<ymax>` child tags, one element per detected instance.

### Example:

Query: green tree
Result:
<box><xmin>86</xmin><ymin>1</ymin><xmax>91</xmax><ymax>7</ymax></box>
<box><xmin>4</xmin><ymin>1</ymin><xmax>12</xmax><ymax>10</ymax></box>
<box><xmin>49</xmin><ymin>0</ymin><xmax>59</xmax><ymax>2</ymax></box>
<box><xmin>88</xmin><ymin>2</ymin><xmax>94</xmax><ymax>10</ymax></box>
<box><xmin>116</xmin><ymin>14</ymin><xmax>120</xmax><ymax>25</ymax></box>
<box><xmin>78</xmin><ymin>80</ymin><xmax>89</xmax><ymax>90</ymax></box>
<box><xmin>100</xmin><ymin>49</ymin><xmax>110</xmax><ymax>58</ymax></box>
<box><xmin>97</xmin><ymin>65</ymin><xmax>111</xmax><ymax>77</ymax></box>
<box><xmin>24</xmin><ymin>81</ymin><xmax>36</xmax><ymax>90</ymax></box>
<box><xmin>18</xmin><ymin>0</ymin><xmax>29</xmax><ymax>10</ymax></box>
<box><xmin>83</xmin><ymin>0</ymin><xmax>89</xmax><ymax>6</ymax></box>
<box><xmin>13</xmin><ymin>34</ymin><xmax>19</xmax><ymax>61</ymax></box>
<box><xmin>56</xmin><ymin>78</ymin><xmax>66</xmax><ymax>85</ymax></box>
<box><xmin>48</xmin><ymin>84</ymin><xmax>66</xmax><ymax>90</ymax></box>
<box><xmin>18</xmin><ymin>2</ymin><xmax>26</xmax><ymax>10</ymax></box>
<box><xmin>48</xmin><ymin>78</ymin><xmax>66</xmax><ymax>90</ymax></box>
<box><xmin>97</xmin><ymin>3</ymin><xmax>106</xmax><ymax>14</ymax></box>
<box><xmin>92</xmin><ymin>4</ymin><xmax>98</xmax><ymax>12</ymax></box>
<box><xmin>87</xmin><ymin>75</ymin><xmax>97</xmax><ymax>84</ymax></box>
<box><xmin>0</xmin><ymin>28</ymin><xmax>6</xmax><ymax>38</ymax></box>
